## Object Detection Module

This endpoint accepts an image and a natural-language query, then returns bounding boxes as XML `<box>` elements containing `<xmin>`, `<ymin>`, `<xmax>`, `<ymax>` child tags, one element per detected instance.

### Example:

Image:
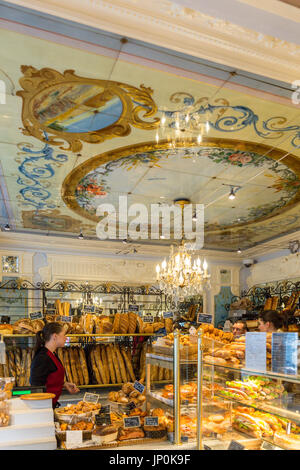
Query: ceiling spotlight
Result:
<box><xmin>4</xmin><ymin>224</ymin><xmax>10</xmax><ymax>231</ymax></box>
<box><xmin>133</xmin><ymin>248</ymin><xmax>138</xmax><ymax>254</ymax></box>
<box><xmin>123</xmin><ymin>239</ymin><xmax>128</xmax><ymax>244</ymax></box>
<box><xmin>78</xmin><ymin>231</ymin><xmax>84</xmax><ymax>240</ymax></box>
<box><xmin>192</xmin><ymin>212</ymin><xmax>197</xmax><ymax>222</ymax></box>
<box><xmin>237</xmin><ymin>248</ymin><xmax>242</xmax><ymax>254</ymax></box>
<box><xmin>229</xmin><ymin>187</ymin><xmax>236</xmax><ymax>200</ymax></box>
<box><xmin>160</xmin><ymin>235</ymin><xmax>166</xmax><ymax>239</ymax></box>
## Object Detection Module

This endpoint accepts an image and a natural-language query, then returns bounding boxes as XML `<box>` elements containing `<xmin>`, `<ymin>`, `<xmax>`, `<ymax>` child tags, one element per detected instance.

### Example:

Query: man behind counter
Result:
<box><xmin>232</xmin><ymin>320</ymin><xmax>248</xmax><ymax>338</ymax></box>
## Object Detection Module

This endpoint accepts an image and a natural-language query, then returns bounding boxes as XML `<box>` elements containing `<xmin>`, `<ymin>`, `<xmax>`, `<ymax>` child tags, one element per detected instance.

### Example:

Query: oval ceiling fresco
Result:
<box><xmin>62</xmin><ymin>138</ymin><xmax>300</xmax><ymax>232</ymax></box>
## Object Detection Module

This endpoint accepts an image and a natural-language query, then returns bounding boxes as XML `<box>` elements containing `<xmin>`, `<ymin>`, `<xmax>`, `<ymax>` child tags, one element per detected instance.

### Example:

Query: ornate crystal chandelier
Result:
<box><xmin>156</xmin><ymin>243</ymin><xmax>210</xmax><ymax>301</ymax></box>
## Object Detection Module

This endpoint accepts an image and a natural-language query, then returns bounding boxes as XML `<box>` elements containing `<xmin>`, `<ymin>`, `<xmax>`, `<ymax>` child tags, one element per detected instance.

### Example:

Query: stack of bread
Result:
<box><xmin>57</xmin><ymin>346</ymin><xmax>89</xmax><ymax>386</ymax></box>
<box><xmin>54</xmin><ymin>299</ymin><xmax>71</xmax><ymax>317</ymax></box>
<box><xmin>0</xmin><ymin>348</ymin><xmax>34</xmax><ymax>386</ymax></box>
<box><xmin>197</xmin><ymin>324</ymin><xmax>234</xmax><ymax>344</ymax></box>
<box><xmin>264</xmin><ymin>296</ymin><xmax>279</xmax><ymax>311</ymax></box>
<box><xmin>282</xmin><ymin>291</ymin><xmax>300</xmax><ymax>313</ymax></box>
<box><xmin>88</xmin><ymin>344</ymin><xmax>137</xmax><ymax>385</ymax></box>
<box><xmin>204</xmin><ymin>336</ymin><xmax>246</xmax><ymax>367</ymax></box>
<box><xmin>0</xmin><ymin>324</ymin><xmax>14</xmax><ymax>336</ymax></box>
<box><xmin>112</xmin><ymin>312</ymin><xmax>166</xmax><ymax>335</ymax></box>
<box><xmin>12</xmin><ymin>318</ymin><xmax>45</xmax><ymax>334</ymax></box>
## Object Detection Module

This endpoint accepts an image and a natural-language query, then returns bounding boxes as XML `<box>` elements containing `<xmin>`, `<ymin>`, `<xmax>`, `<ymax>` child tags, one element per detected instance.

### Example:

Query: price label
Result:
<box><xmin>123</xmin><ymin>416</ymin><xmax>141</xmax><ymax>428</ymax></box>
<box><xmin>29</xmin><ymin>311</ymin><xmax>43</xmax><ymax>320</ymax></box>
<box><xmin>163</xmin><ymin>312</ymin><xmax>174</xmax><ymax>319</ymax></box>
<box><xmin>228</xmin><ymin>440</ymin><xmax>245</xmax><ymax>450</ymax></box>
<box><xmin>143</xmin><ymin>316</ymin><xmax>154</xmax><ymax>324</ymax></box>
<box><xmin>181</xmin><ymin>436</ymin><xmax>189</xmax><ymax>443</ymax></box>
<box><xmin>145</xmin><ymin>417</ymin><xmax>159</xmax><ymax>427</ymax></box>
<box><xmin>261</xmin><ymin>441</ymin><xmax>282</xmax><ymax>451</ymax></box>
<box><xmin>129</xmin><ymin>401</ymin><xmax>137</xmax><ymax>410</ymax></box>
<box><xmin>0</xmin><ymin>316</ymin><xmax>10</xmax><ymax>324</ymax></box>
<box><xmin>133</xmin><ymin>381</ymin><xmax>145</xmax><ymax>394</ymax></box>
<box><xmin>59</xmin><ymin>315</ymin><xmax>73</xmax><ymax>323</ymax></box>
<box><xmin>204</xmin><ymin>444</ymin><xmax>212</xmax><ymax>450</ymax></box>
<box><xmin>83</xmin><ymin>392</ymin><xmax>100</xmax><ymax>404</ymax></box>
<box><xmin>197</xmin><ymin>313</ymin><xmax>212</xmax><ymax>324</ymax></box>
<box><xmin>99</xmin><ymin>404</ymin><xmax>111</xmax><ymax>415</ymax></box>
<box><xmin>95</xmin><ymin>307</ymin><xmax>103</xmax><ymax>314</ymax></box>
<box><xmin>96</xmin><ymin>414</ymin><xmax>111</xmax><ymax>426</ymax></box>
<box><xmin>66</xmin><ymin>430</ymin><xmax>83</xmax><ymax>449</ymax></box>
<box><xmin>189</xmin><ymin>326</ymin><xmax>197</xmax><ymax>336</ymax></box>
<box><xmin>129</xmin><ymin>305</ymin><xmax>139</xmax><ymax>311</ymax></box>
<box><xmin>83</xmin><ymin>305</ymin><xmax>95</xmax><ymax>313</ymax></box>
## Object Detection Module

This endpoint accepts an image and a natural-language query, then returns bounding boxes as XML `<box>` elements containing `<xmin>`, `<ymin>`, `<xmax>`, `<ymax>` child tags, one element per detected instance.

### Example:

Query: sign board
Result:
<box><xmin>272</xmin><ymin>332</ymin><xmax>298</xmax><ymax>375</ymax></box>
<box><xmin>145</xmin><ymin>417</ymin><xmax>159</xmax><ymax>427</ymax></box>
<box><xmin>129</xmin><ymin>305</ymin><xmax>139</xmax><ymax>311</ymax></box>
<box><xmin>99</xmin><ymin>404</ymin><xmax>111</xmax><ymax>415</ymax></box>
<box><xmin>228</xmin><ymin>440</ymin><xmax>245</xmax><ymax>450</ymax></box>
<box><xmin>163</xmin><ymin>311</ymin><xmax>174</xmax><ymax>319</ymax></box>
<box><xmin>29</xmin><ymin>311</ymin><xmax>43</xmax><ymax>320</ymax></box>
<box><xmin>129</xmin><ymin>401</ymin><xmax>137</xmax><ymax>411</ymax></box>
<box><xmin>83</xmin><ymin>392</ymin><xmax>100</xmax><ymax>404</ymax></box>
<box><xmin>66</xmin><ymin>431</ymin><xmax>83</xmax><ymax>449</ymax></box>
<box><xmin>133</xmin><ymin>381</ymin><xmax>145</xmax><ymax>394</ymax></box>
<box><xmin>83</xmin><ymin>305</ymin><xmax>95</xmax><ymax>313</ymax></box>
<box><xmin>261</xmin><ymin>441</ymin><xmax>282</xmax><ymax>451</ymax></box>
<box><xmin>245</xmin><ymin>332</ymin><xmax>266</xmax><ymax>372</ymax></box>
<box><xmin>59</xmin><ymin>315</ymin><xmax>73</xmax><ymax>323</ymax></box>
<box><xmin>197</xmin><ymin>313</ymin><xmax>212</xmax><ymax>324</ymax></box>
<box><xmin>123</xmin><ymin>416</ymin><xmax>141</xmax><ymax>428</ymax></box>
<box><xmin>143</xmin><ymin>316</ymin><xmax>154</xmax><ymax>324</ymax></box>
<box><xmin>96</xmin><ymin>414</ymin><xmax>111</xmax><ymax>426</ymax></box>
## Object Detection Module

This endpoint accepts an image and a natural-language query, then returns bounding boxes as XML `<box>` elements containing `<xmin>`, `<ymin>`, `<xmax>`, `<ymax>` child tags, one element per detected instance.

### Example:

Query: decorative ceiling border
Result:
<box><xmin>4</xmin><ymin>0</ymin><xmax>300</xmax><ymax>83</ymax></box>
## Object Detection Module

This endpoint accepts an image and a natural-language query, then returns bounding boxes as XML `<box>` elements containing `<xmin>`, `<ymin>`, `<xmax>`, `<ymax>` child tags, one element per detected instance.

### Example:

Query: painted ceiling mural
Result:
<box><xmin>0</xmin><ymin>27</ymin><xmax>300</xmax><ymax>251</ymax></box>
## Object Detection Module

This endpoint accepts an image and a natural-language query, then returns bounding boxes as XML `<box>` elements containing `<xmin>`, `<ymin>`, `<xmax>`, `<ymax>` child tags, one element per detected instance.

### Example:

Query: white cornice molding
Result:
<box><xmin>4</xmin><ymin>0</ymin><xmax>300</xmax><ymax>82</ymax></box>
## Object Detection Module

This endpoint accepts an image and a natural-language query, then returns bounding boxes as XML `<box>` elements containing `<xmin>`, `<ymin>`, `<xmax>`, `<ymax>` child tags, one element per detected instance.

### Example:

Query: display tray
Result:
<box><xmin>152</xmin><ymin>344</ymin><xmax>197</xmax><ymax>360</ymax></box>
<box><xmin>147</xmin><ymin>391</ymin><xmax>197</xmax><ymax>408</ymax></box>
<box><xmin>203</xmin><ymin>431</ymin><xmax>261</xmax><ymax>450</ymax></box>
<box><xmin>61</xmin><ymin>435</ymin><xmax>168</xmax><ymax>450</ymax></box>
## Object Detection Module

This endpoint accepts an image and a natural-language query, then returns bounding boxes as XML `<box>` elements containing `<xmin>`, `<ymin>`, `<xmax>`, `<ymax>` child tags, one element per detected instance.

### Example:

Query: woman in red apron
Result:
<box><xmin>30</xmin><ymin>322</ymin><xmax>79</xmax><ymax>407</ymax></box>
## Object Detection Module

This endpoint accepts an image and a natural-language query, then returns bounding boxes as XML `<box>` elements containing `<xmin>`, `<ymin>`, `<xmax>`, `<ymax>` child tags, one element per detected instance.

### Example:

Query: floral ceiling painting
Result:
<box><xmin>0</xmin><ymin>26</ymin><xmax>300</xmax><ymax>251</ymax></box>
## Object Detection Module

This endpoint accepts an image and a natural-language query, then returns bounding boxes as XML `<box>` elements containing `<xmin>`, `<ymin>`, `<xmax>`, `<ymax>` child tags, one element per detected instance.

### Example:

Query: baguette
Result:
<box><xmin>3</xmin><ymin>353</ymin><xmax>9</xmax><ymax>377</ymax></box>
<box><xmin>113</xmin><ymin>313</ymin><xmax>121</xmax><ymax>334</ymax></box>
<box><xmin>151</xmin><ymin>365</ymin><xmax>159</xmax><ymax>381</ymax></box>
<box><xmin>105</xmin><ymin>345</ymin><xmax>116</xmax><ymax>384</ymax></box>
<box><xmin>73</xmin><ymin>348</ymin><xmax>84</xmax><ymax>386</ymax></box>
<box><xmin>109</xmin><ymin>344</ymin><xmax>122</xmax><ymax>383</ymax></box>
<box><xmin>19</xmin><ymin>348</ymin><xmax>27</xmax><ymax>387</ymax></box>
<box><xmin>128</xmin><ymin>312</ymin><xmax>137</xmax><ymax>334</ymax></box>
<box><xmin>120</xmin><ymin>347</ymin><xmax>136</xmax><ymax>382</ymax></box>
<box><xmin>69</xmin><ymin>348</ymin><xmax>80</xmax><ymax>385</ymax></box>
<box><xmin>136</xmin><ymin>316</ymin><xmax>144</xmax><ymax>334</ymax></box>
<box><xmin>15</xmin><ymin>348</ymin><xmax>22</xmax><ymax>385</ymax></box>
<box><xmin>158</xmin><ymin>366</ymin><xmax>164</xmax><ymax>381</ymax></box>
<box><xmin>164</xmin><ymin>318</ymin><xmax>173</xmax><ymax>334</ymax></box>
<box><xmin>0</xmin><ymin>363</ymin><xmax>4</xmax><ymax>377</ymax></box>
<box><xmin>94</xmin><ymin>346</ymin><xmax>107</xmax><ymax>384</ymax></box>
<box><xmin>139</xmin><ymin>343</ymin><xmax>147</xmax><ymax>383</ymax></box>
<box><xmin>119</xmin><ymin>313</ymin><xmax>129</xmax><ymax>335</ymax></box>
<box><xmin>114</xmin><ymin>344</ymin><xmax>127</xmax><ymax>383</ymax></box>
<box><xmin>90</xmin><ymin>348</ymin><xmax>102</xmax><ymax>384</ymax></box>
<box><xmin>63</xmin><ymin>348</ymin><xmax>73</xmax><ymax>383</ymax></box>
<box><xmin>78</xmin><ymin>348</ymin><xmax>89</xmax><ymax>385</ymax></box>
<box><xmin>25</xmin><ymin>349</ymin><xmax>32</xmax><ymax>386</ymax></box>
<box><xmin>8</xmin><ymin>351</ymin><xmax>16</xmax><ymax>380</ymax></box>
<box><xmin>100</xmin><ymin>346</ymin><xmax>110</xmax><ymax>384</ymax></box>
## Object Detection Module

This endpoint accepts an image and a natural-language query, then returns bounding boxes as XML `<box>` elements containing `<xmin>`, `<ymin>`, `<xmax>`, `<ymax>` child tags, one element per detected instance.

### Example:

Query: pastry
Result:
<box><xmin>139</xmin><ymin>343</ymin><xmax>147</xmax><ymax>383</ymax></box>
<box><xmin>118</xmin><ymin>427</ymin><xmax>145</xmax><ymax>441</ymax></box>
<box><xmin>113</xmin><ymin>313</ymin><xmax>121</xmax><ymax>334</ymax></box>
<box><xmin>119</xmin><ymin>313</ymin><xmax>129</xmax><ymax>335</ymax></box>
<box><xmin>128</xmin><ymin>312</ymin><xmax>137</xmax><ymax>334</ymax></box>
<box><xmin>120</xmin><ymin>347</ymin><xmax>136</xmax><ymax>382</ymax></box>
<box><xmin>105</xmin><ymin>344</ymin><xmax>116</xmax><ymax>384</ymax></box>
<box><xmin>92</xmin><ymin>425</ymin><xmax>118</xmax><ymax>444</ymax></box>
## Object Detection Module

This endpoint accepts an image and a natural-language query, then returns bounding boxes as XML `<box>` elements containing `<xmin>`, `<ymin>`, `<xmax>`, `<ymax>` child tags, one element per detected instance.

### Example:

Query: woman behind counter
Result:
<box><xmin>258</xmin><ymin>310</ymin><xmax>285</xmax><ymax>333</ymax></box>
<box><xmin>30</xmin><ymin>322</ymin><xmax>79</xmax><ymax>407</ymax></box>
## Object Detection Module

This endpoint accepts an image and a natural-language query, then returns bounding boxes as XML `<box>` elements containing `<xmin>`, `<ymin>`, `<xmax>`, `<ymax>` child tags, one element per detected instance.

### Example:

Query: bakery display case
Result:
<box><xmin>146</xmin><ymin>331</ymin><xmax>202</xmax><ymax>446</ymax></box>
<box><xmin>201</xmin><ymin>361</ymin><xmax>300</xmax><ymax>450</ymax></box>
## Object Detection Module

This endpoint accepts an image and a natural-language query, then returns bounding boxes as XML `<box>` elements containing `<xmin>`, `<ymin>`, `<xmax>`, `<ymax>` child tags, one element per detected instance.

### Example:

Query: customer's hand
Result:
<box><xmin>64</xmin><ymin>382</ymin><xmax>80</xmax><ymax>394</ymax></box>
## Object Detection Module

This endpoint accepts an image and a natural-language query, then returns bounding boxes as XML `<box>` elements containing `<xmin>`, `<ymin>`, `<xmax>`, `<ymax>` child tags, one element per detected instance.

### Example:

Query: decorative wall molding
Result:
<box><xmin>5</xmin><ymin>0</ymin><xmax>300</xmax><ymax>82</ymax></box>
<box><xmin>0</xmin><ymin>250</ymin><xmax>33</xmax><ymax>283</ymax></box>
<box><xmin>247</xmin><ymin>252</ymin><xmax>300</xmax><ymax>286</ymax></box>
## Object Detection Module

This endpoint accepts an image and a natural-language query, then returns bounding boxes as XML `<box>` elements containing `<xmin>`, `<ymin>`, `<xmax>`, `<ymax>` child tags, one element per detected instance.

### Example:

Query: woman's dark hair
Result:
<box><xmin>258</xmin><ymin>310</ymin><xmax>284</xmax><ymax>330</ymax></box>
<box><xmin>34</xmin><ymin>322</ymin><xmax>64</xmax><ymax>355</ymax></box>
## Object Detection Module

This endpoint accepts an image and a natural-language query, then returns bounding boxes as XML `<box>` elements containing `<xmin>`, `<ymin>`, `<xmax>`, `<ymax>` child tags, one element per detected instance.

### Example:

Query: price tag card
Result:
<box><xmin>245</xmin><ymin>332</ymin><xmax>266</xmax><ymax>372</ymax></box>
<box><xmin>66</xmin><ymin>431</ymin><xmax>83</xmax><ymax>449</ymax></box>
<box><xmin>133</xmin><ymin>381</ymin><xmax>145</xmax><ymax>394</ymax></box>
<box><xmin>129</xmin><ymin>304</ymin><xmax>139</xmax><ymax>311</ymax></box>
<box><xmin>272</xmin><ymin>333</ymin><xmax>298</xmax><ymax>375</ymax></box>
<box><xmin>145</xmin><ymin>417</ymin><xmax>159</xmax><ymax>427</ymax></box>
<box><xmin>163</xmin><ymin>311</ymin><xmax>174</xmax><ymax>319</ymax></box>
<box><xmin>181</xmin><ymin>435</ymin><xmax>189</xmax><ymax>443</ymax></box>
<box><xmin>129</xmin><ymin>401</ymin><xmax>137</xmax><ymax>410</ymax></box>
<box><xmin>83</xmin><ymin>392</ymin><xmax>100</xmax><ymax>404</ymax></box>
<box><xmin>96</xmin><ymin>414</ymin><xmax>111</xmax><ymax>426</ymax></box>
<box><xmin>95</xmin><ymin>307</ymin><xmax>103</xmax><ymax>314</ymax></box>
<box><xmin>143</xmin><ymin>316</ymin><xmax>154</xmax><ymax>324</ymax></box>
<box><xmin>123</xmin><ymin>416</ymin><xmax>141</xmax><ymax>428</ymax></box>
<box><xmin>60</xmin><ymin>315</ymin><xmax>73</xmax><ymax>323</ymax></box>
<box><xmin>261</xmin><ymin>441</ymin><xmax>283</xmax><ymax>451</ymax></box>
<box><xmin>204</xmin><ymin>444</ymin><xmax>212</xmax><ymax>450</ymax></box>
<box><xmin>197</xmin><ymin>313</ymin><xmax>212</xmax><ymax>324</ymax></box>
<box><xmin>228</xmin><ymin>440</ymin><xmax>245</xmax><ymax>450</ymax></box>
<box><xmin>29</xmin><ymin>311</ymin><xmax>43</xmax><ymax>320</ymax></box>
<box><xmin>99</xmin><ymin>404</ymin><xmax>111</xmax><ymax>415</ymax></box>
<box><xmin>83</xmin><ymin>305</ymin><xmax>95</xmax><ymax>313</ymax></box>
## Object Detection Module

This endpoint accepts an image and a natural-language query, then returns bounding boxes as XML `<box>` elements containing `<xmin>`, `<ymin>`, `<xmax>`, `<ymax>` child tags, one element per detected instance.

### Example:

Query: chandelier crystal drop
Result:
<box><xmin>156</xmin><ymin>242</ymin><xmax>211</xmax><ymax>302</ymax></box>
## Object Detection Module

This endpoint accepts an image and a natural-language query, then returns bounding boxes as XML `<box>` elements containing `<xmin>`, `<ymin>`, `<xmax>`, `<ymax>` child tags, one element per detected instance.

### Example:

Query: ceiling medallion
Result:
<box><xmin>17</xmin><ymin>66</ymin><xmax>160</xmax><ymax>152</ymax></box>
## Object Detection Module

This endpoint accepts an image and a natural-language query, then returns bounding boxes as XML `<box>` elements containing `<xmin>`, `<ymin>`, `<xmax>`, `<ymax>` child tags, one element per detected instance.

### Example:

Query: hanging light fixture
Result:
<box><xmin>155</xmin><ymin>199</ymin><xmax>211</xmax><ymax>302</ymax></box>
<box><xmin>229</xmin><ymin>187</ymin><xmax>236</xmax><ymax>200</ymax></box>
